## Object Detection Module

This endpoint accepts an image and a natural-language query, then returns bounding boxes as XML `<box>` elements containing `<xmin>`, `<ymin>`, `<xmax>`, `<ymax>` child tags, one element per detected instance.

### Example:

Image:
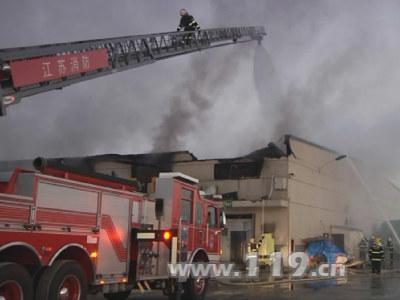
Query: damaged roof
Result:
<box><xmin>285</xmin><ymin>134</ymin><xmax>343</xmax><ymax>158</ymax></box>
<box><xmin>245</xmin><ymin>142</ymin><xmax>287</xmax><ymax>160</ymax></box>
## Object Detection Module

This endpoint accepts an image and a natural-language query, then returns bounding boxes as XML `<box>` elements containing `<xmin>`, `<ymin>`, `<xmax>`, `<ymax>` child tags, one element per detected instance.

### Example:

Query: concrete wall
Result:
<box><xmin>287</xmin><ymin>137</ymin><xmax>349</xmax><ymax>246</ymax></box>
<box><xmin>286</xmin><ymin>137</ymin><xmax>400</xmax><ymax>243</ymax></box>
<box><xmin>173</xmin><ymin>160</ymin><xmax>216</xmax><ymax>181</ymax></box>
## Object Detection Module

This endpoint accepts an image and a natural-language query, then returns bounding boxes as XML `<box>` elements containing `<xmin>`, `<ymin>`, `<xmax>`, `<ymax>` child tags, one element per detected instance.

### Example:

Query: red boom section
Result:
<box><xmin>10</xmin><ymin>49</ymin><xmax>108</xmax><ymax>87</ymax></box>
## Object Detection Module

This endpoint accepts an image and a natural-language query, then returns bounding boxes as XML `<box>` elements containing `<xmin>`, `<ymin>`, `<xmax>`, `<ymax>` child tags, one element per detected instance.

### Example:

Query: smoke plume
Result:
<box><xmin>151</xmin><ymin>46</ymin><xmax>247</xmax><ymax>152</ymax></box>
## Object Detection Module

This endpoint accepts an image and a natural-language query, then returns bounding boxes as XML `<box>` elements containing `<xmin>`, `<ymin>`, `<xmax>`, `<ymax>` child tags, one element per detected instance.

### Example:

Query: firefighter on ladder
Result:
<box><xmin>369</xmin><ymin>237</ymin><xmax>385</xmax><ymax>275</ymax></box>
<box><xmin>177</xmin><ymin>9</ymin><xmax>201</xmax><ymax>44</ymax></box>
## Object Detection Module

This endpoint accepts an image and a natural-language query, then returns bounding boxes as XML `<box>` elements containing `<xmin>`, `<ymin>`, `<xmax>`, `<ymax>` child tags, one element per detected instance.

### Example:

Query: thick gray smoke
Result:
<box><xmin>254</xmin><ymin>38</ymin><xmax>369</xmax><ymax>140</ymax></box>
<box><xmin>151</xmin><ymin>46</ymin><xmax>247</xmax><ymax>152</ymax></box>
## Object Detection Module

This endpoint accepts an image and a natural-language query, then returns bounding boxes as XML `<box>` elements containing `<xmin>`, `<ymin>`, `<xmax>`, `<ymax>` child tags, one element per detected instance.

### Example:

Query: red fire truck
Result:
<box><xmin>0</xmin><ymin>157</ymin><xmax>226</xmax><ymax>300</ymax></box>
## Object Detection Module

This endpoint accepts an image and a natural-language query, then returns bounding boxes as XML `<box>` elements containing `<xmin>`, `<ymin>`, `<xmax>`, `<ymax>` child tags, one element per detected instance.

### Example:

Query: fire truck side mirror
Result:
<box><xmin>155</xmin><ymin>198</ymin><xmax>164</xmax><ymax>218</ymax></box>
<box><xmin>219</xmin><ymin>211</ymin><xmax>227</xmax><ymax>228</ymax></box>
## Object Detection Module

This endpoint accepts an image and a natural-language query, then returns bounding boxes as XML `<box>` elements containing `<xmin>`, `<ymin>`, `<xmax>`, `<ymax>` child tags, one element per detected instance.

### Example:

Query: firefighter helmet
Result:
<box><xmin>376</xmin><ymin>237</ymin><xmax>381</xmax><ymax>243</ymax></box>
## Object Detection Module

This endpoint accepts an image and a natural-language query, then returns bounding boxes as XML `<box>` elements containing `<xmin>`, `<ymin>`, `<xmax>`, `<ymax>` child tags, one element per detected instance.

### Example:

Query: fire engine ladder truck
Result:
<box><xmin>0</xmin><ymin>26</ymin><xmax>265</xmax><ymax>116</ymax></box>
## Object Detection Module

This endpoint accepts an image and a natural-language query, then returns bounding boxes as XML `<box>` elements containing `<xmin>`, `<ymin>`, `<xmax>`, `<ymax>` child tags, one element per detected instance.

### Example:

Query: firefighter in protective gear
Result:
<box><xmin>369</xmin><ymin>237</ymin><xmax>385</xmax><ymax>275</ymax></box>
<box><xmin>248</xmin><ymin>237</ymin><xmax>262</xmax><ymax>253</ymax></box>
<box><xmin>246</xmin><ymin>237</ymin><xmax>260</xmax><ymax>276</ymax></box>
<box><xmin>177</xmin><ymin>9</ymin><xmax>200</xmax><ymax>45</ymax></box>
<box><xmin>387</xmin><ymin>238</ymin><xmax>395</xmax><ymax>268</ymax></box>
<box><xmin>249</xmin><ymin>237</ymin><xmax>257</xmax><ymax>252</ymax></box>
<box><xmin>177</xmin><ymin>9</ymin><xmax>201</xmax><ymax>32</ymax></box>
<box><xmin>359</xmin><ymin>237</ymin><xmax>368</xmax><ymax>261</ymax></box>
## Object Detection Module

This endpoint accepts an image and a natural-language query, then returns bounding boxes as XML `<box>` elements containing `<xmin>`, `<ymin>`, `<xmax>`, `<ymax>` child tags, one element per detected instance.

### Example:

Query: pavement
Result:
<box><xmin>214</xmin><ymin>260</ymin><xmax>400</xmax><ymax>287</ymax></box>
<box><xmin>88</xmin><ymin>261</ymin><xmax>400</xmax><ymax>299</ymax></box>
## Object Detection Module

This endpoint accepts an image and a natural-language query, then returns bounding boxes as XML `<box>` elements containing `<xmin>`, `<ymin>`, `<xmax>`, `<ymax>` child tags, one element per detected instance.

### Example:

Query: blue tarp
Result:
<box><xmin>305</xmin><ymin>239</ymin><xmax>347</xmax><ymax>263</ymax></box>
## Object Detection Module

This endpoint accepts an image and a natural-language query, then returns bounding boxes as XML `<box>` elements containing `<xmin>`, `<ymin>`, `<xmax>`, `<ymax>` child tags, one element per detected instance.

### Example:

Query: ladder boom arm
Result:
<box><xmin>0</xmin><ymin>26</ymin><xmax>265</xmax><ymax>116</ymax></box>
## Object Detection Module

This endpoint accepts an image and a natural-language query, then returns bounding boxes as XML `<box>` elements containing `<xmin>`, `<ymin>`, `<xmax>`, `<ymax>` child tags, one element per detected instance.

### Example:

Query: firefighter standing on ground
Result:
<box><xmin>387</xmin><ymin>238</ymin><xmax>395</xmax><ymax>268</ymax></box>
<box><xmin>359</xmin><ymin>237</ymin><xmax>368</xmax><ymax>261</ymax></box>
<box><xmin>246</xmin><ymin>237</ymin><xmax>261</xmax><ymax>276</ymax></box>
<box><xmin>359</xmin><ymin>237</ymin><xmax>368</xmax><ymax>269</ymax></box>
<box><xmin>248</xmin><ymin>237</ymin><xmax>262</xmax><ymax>253</ymax></box>
<box><xmin>369</xmin><ymin>237</ymin><xmax>385</xmax><ymax>275</ymax></box>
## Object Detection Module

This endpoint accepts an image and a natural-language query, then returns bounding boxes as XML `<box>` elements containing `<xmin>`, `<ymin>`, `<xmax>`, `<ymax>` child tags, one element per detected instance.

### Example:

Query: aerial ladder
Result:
<box><xmin>0</xmin><ymin>26</ymin><xmax>265</xmax><ymax>116</ymax></box>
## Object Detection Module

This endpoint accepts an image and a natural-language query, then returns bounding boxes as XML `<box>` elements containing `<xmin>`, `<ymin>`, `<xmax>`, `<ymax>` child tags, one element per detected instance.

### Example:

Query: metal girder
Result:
<box><xmin>0</xmin><ymin>26</ymin><xmax>265</xmax><ymax>116</ymax></box>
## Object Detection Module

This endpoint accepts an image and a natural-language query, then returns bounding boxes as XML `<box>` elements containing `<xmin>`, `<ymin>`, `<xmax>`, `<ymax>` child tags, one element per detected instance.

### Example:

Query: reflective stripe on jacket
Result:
<box><xmin>369</xmin><ymin>244</ymin><xmax>384</xmax><ymax>261</ymax></box>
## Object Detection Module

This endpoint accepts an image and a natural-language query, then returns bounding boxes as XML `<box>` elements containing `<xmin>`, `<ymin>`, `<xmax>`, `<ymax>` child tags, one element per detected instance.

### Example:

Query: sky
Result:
<box><xmin>2</xmin><ymin>0</ymin><xmax>400</xmax><ymax>184</ymax></box>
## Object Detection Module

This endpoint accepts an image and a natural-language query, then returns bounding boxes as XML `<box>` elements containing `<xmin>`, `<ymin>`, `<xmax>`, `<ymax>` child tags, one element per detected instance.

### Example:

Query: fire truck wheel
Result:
<box><xmin>184</xmin><ymin>259</ymin><xmax>208</xmax><ymax>300</ymax></box>
<box><xmin>185</xmin><ymin>276</ymin><xmax>208</xmax><ymax>300</ymax></box>
<box><xmin>35</xmin><ymin>260</ymin><xmax>88</xmax><ymax>300</ymax></box>
<box><xmin>103</xmin><ymin>290</ymin><xmax>131</xmax><ymax>300</ymax></box>
<box><xmin>0</xmin><ymin>262</ymin><xmax>34</xmax><ymax>300</ymax></box>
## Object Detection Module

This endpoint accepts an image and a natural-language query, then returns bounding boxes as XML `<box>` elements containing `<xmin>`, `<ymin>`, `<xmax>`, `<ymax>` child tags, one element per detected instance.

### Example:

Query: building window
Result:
<box><xmin>196</xmin><ymin>202</ymin><xmax>203</xmax><ymax>225</ymax></box>
<box><xmin>214</xmin><ymin>162</ymin><xmax>262</xmax><ymax>179</ymax></box>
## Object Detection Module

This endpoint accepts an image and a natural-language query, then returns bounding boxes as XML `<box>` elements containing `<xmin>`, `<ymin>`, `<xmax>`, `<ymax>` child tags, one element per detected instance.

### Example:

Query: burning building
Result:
<box><xmin>2</xmin><ymin>134</ymin><xmax>400</xmax><ymax>264</ymax></box>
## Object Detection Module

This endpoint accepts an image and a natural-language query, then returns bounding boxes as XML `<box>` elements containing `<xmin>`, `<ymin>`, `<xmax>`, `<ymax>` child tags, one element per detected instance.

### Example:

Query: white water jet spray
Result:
<box><xmin>347</xmin><ymin>158</ymin><xmax>400</xmax><ymax>245</ymax></box>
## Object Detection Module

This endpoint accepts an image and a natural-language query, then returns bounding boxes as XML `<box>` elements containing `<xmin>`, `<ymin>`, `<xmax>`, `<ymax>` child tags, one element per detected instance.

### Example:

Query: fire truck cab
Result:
<box><xmin>0</xmin><ymin>158</ymin><xmax>225</xmax><ymax>300</ymax></box>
